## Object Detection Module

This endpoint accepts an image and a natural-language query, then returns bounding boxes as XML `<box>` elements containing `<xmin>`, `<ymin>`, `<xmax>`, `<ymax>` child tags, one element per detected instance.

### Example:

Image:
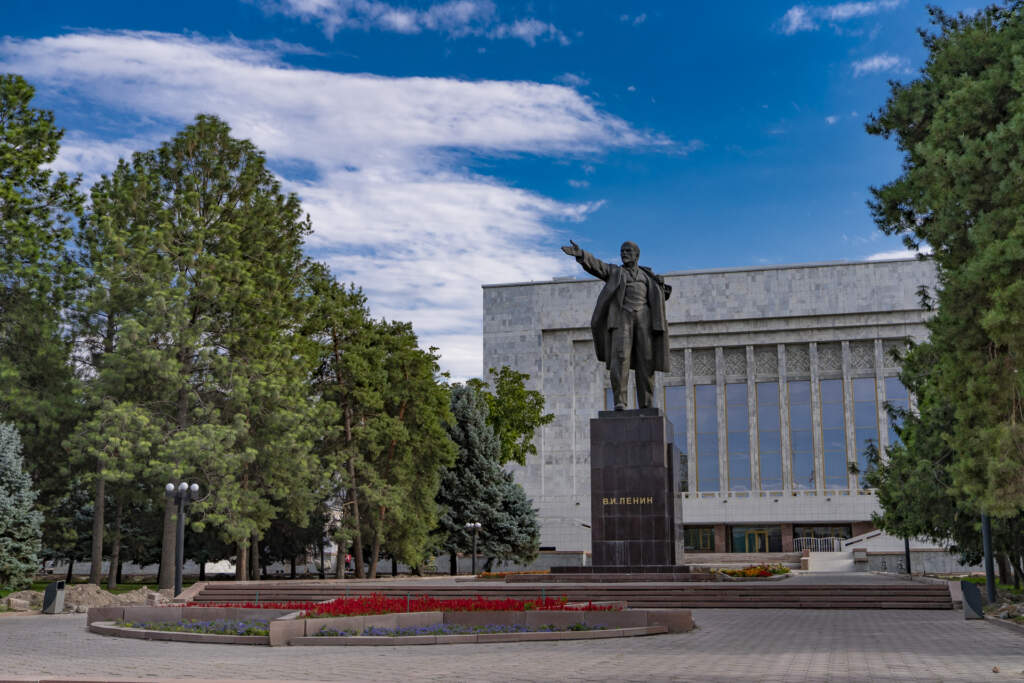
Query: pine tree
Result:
<box><xmin>866</xmin><ymin>4</ymin><xmax>1024</xmax><ymax>517</ymax></box>
<box><xmin>436</xmin><ymin>384</ymin><xmax>539</xmax><ymax>574</ymax></box>
<box><xmin>0</xmin><ymin>422</ymin><xmax>43</xmax><ymax>591</ymax></box>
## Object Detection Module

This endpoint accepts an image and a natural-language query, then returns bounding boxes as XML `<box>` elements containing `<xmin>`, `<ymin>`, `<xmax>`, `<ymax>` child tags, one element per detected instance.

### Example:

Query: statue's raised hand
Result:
<box><xmin>561</xmin><ymin>239</ymin><xmax>582</xmax><ymax>257</ymax></box>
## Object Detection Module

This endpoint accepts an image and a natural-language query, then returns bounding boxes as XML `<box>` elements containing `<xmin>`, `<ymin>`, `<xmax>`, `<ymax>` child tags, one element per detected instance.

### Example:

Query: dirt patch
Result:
<box><xmin>5</xmin><ymin>590</ymin><xmax>43</xmax><ymax>608</ymax></box>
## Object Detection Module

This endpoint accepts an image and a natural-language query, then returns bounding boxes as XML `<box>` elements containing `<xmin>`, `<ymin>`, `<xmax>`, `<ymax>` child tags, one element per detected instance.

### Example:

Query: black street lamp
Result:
<box><xmin>464</xmin><ymin>521</ymin><xmax>481</xmax><ymax>575</ymax></box>
<box><xmin>165</xmin><ymin>482</ymin><xmax>200</xmax><ymax>596</ymax></box>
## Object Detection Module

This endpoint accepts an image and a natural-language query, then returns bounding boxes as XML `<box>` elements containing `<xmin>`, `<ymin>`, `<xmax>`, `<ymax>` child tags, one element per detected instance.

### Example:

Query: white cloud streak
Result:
<box><xmin>852</xmin><ymin>52</ymin><xmax>908</xmax><ymax>76</ymax></box>
<box><xmin>778</xmin><ymin>0</ymin><xmax>902</xmax><ymax>34</ymax></box>
<box><xmin>1</xmin><ymin>31</ymin><xmax>669</xmax><ymax>379</ymax></box>
<box><xmin>256</xmin><ymin>0</ymin><xmax>569</xmax><ymax>45</ymax></box>
<box><xmin>825</xmin><ymin>115</ymin><xmax>838</xmax><ymax>124</ymax></box>
<box><xmin>867</xmin><ymin>245</ymin><xmax>932</xmax><ymax>260</ymax></box>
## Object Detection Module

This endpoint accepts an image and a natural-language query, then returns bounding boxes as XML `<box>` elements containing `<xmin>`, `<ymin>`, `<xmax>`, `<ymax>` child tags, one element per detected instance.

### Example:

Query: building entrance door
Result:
<box><xmin>744</xmin><ymin>529</ymin><xmax>769</xmax><ymax>553</ymax></box>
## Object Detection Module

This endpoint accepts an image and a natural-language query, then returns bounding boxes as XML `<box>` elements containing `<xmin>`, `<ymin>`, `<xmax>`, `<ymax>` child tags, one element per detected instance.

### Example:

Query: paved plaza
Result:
<box><xmin>2</xmin><ymin>606</ymin><xmax>1024</xmax><ymax>682</ymax></box>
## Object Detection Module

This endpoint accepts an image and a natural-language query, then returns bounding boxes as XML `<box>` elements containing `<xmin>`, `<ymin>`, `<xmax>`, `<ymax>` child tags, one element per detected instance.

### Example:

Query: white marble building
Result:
<box><xmin>482</xmin><ymin>258</ymin><xmax>936</xmax><ymax>554</ymax></box>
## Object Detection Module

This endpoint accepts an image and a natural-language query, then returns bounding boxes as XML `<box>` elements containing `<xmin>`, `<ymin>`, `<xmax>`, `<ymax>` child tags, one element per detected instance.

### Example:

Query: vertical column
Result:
<box><xmin>715</xmin><ymin>347</ymin><xmax>727</xmax><ymax>493</ymax></box>
<box><xmin>746</xmin><ymin>345</ymin><xmax>759</xmax><ymax>491</ymax></box>
<box><xmin>778</xmin><ymin>344</ymin><xmax>792</xmax><ymax>494</ymax></box>
<box><xmin>874</xmin><ymin>339</ymin><xmax>888</xmax><ymax>454</ymax></box>
<box><xmin>842</xmin><ymin>341</ymin><xmax>856</xmax><ymax>491</ymax></box>
<box><xmin>684</xmin><ymin>348</ymin><xmax>696</xmax><ymax>495</ymax></box>
<box><xmin>809</xmin><ymin>342</ymin><xmax>824</xmax><ymax>493</ymax></box>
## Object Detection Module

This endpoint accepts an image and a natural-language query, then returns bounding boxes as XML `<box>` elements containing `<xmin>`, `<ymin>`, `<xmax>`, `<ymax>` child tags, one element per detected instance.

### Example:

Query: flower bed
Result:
<box><xmin>718</xmin><ymin>564</ymin><xmax>791</xmax><ymax>578</ymax></box>
<box><xmin>193</xmin><ymin>593</ymin><xmax>617</xmax><ymax>618</ymax></box>
<box><xmin>315</xmin><ymin>622</ymin><xmax>605</xmax><ymax>637</ymax></box>
<box><xmin>117</xmin><ymin>618</ymin><xmax>270</xmax><ymax>636</ymax></box>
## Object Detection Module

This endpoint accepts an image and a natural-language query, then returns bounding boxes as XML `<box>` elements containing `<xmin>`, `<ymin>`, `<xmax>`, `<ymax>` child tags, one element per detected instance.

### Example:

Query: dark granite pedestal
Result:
<box><xmin>588</xmin><ymin>408</ymin><xmax>683</xmax><ymax>568</ymax></box>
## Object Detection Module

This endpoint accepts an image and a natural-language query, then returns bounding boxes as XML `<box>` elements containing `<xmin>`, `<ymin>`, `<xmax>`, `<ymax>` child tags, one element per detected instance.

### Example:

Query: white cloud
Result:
<box><xmin>554</xmin><ymin>72</ymin><xmax>589</xmax><ymax>87</ymax></box>
<box><xmin>568</xmin><ymin>179</ymin><xmax>590</xmax><ymax>188</ymax></box>
<box><xmin>778</xmin><ymin>0</ymin><xmax>902</xmax><ymax>34</ymax></box>
<box><xmin>825</xmin><ymin>115</ymin><xmax>839</xmax><ymax>124</ymax></box>
<box><xmin>1</xmin><ymin>31</ymin><xmax>667</xmax><ymax>380</ymax></box>
<box><xmin>257</xmin><ymin>0</ymin><xmax>569</xmax><ymax>45</ymax></box>
<box><xmin>619</xmin><ymin>13</ymin><xmax>647</xmax><ymax>25</ymax></box>
<box><xmin>867</xmin><ymin>245</ymin><xmax>932</xmax><ymax>260</ymax></box>
<box><xmin>852</xmin><ymin>52</ymin><xmax>908</xmax><ymax>76</ymax></box>
<box><xmin>627</xmin><ymin>85</ymin><xmax>636</xmax><ymax>92</ymax></box>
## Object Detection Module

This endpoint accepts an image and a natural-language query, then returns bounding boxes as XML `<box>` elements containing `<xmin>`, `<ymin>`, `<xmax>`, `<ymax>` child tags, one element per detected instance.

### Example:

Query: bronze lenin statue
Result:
<box><xmin>561</xmin><ymin>240</ymin><xmax>672</xmax><ymax>410</ymax></box>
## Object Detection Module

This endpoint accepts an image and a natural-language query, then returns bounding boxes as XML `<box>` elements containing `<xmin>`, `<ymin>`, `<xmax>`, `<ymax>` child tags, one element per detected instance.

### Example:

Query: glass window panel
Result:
<box><xmin>820</xmin><ymin>379</ymin><xmax>843</xmax><ymax>403</ymax></box>
<box><xmin>760</xmin><ymin>452</ymin><xmax>783</xmax><ymax>490</ymax></box>
<box><xmin>792</xmin><ymin>455</ymin><xmax>815</xmax><ymax>490</ymax></box>
<box><xmin>665</xmin><ymin>385</ymin><xmax>688</xmax><ymax>491</ymax></box>
<box><xmin>790</xmin><ymin>405</ymin><xmax>812</xmax><ymax>431</ymax></box>
<box><xmin>729</xmin><ymin>452</ymin><xmax>751</xmax><ymax>491</ymax></box>
<box><xmin>728</xmin><ymin>431</ymin><xmax>749</xmax><ymax>454</ymax></box>
<box><xmin>884</xmin><ymin>377</ymin><xmax>908</xmax><ymax>400</ymax></box>
<box><xmin>727</xmin><ymin>383</ymin><xmax>747</xmax><ymax>402</ymax></box>
<box><xmin>824</xmin><ymin>452</ymin><xmax>847</xmax><ymax>488</ymax></box>
<box><xmin>759</xmin><ymin>430</ymin><xmax>780</xmax><ymax>454</ymax></box>
<box><xmin>695</xmin><ymin>385</ymin><xmax>719</xmax><ymax>492</ymax></box>
<box><xmin>758</xmin><ymin>405</ymin><xmax>780</xmax><ymax>430</ymax></box>
<box><xmin>821</xmin><ymin>402</ymin><xmax>844</xmax><ymax>429</ymax></box>
<box><xmin>789</xmin><ymin>381</ymin><xmax>811</xmax><ymax>403</ymax></box>
<box><xmin>822</xmin><ymin>428</ymin><xmax>845</xmax><ymax>452</ymax></box>
<box><xmin>854</xmin><ymin>402</ymin><xmax>877</xmax><ymax>427</ymax></box>
<box><xmin>853</xmin><ymin>377</ymin><xmax>876</xmax><ymax>402</ymax></box>
<box><xmin>757</xmin><ymin>381</ymin><xmax>779</xmax><ymax>404</ymax></box>
<box><xmin>727</xmin><ymin>404</ymin><xmax>747</xmax><ymax>428</ymax></box>
<box><xmin>791</xmin><ymin>430</ymin><xmax>813</xmax><ymax>453</ymax></box>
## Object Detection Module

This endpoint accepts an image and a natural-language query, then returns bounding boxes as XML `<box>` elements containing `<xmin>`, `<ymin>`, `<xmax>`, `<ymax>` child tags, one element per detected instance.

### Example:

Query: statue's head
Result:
<box><xmin>620</xmin><ymin>241</ymin><xmax>640</xmax><ymax>268</ymax></box>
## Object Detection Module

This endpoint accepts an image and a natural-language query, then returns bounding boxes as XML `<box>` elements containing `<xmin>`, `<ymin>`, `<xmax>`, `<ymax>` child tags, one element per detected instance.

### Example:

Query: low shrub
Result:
<box><xmin>718</xmin><ymin>563</ymin><xmax>791</xmax><ymax>578</ymax></box>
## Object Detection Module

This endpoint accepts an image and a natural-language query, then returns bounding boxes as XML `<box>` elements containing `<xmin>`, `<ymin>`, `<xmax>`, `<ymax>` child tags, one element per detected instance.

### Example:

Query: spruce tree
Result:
<box><xmin>0</xmin><ymin>422</ymin><xmax>43</xmax><ymax>591</ymax></box>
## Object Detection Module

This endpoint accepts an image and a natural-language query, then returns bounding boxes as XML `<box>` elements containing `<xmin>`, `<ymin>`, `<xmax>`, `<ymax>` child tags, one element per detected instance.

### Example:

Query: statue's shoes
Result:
<box><xmin>614</xmin><ymin>403</ymin><xmax>626</xmax><ymax>411</ymax></box>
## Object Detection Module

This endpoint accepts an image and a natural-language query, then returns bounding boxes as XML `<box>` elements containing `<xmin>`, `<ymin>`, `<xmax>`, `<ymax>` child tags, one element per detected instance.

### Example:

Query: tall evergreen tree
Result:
<box><xmin>80</xmin><ymin>115</ymin><xmax>322</xmax><ymax>586</ymax></box>
<box><xmin>0</xmin><ymin>422</ymin><xmax>43</xmax><ymax>591</ymax></box>
<box><xmin>0</xmin><ymin>74</ymin><xmax>84</xmax><ymax>565</ymax></box>
<box><xmin>866</xmin><ymin>3</ymin><xmax>1024</xmax><ymax>572</ymax></box>
<box><xmin>436</xmin><ymin>384</ymin><xmax>539</xmax><ymax>574</ymax></box>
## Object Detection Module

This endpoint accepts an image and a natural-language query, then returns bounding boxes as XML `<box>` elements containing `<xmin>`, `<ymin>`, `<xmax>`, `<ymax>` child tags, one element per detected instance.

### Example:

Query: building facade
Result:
<box><xmin>482</xmin><ymin>258</ymin><xmax>937</xmax><ymax>555</ymax></box>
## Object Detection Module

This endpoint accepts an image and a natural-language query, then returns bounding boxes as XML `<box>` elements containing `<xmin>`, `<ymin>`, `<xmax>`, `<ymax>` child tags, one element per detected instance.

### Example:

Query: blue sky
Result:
<box><xmin>1</xmin><ymin>0</ymin><xmax>973</xmax><ymax>378</ymax></box>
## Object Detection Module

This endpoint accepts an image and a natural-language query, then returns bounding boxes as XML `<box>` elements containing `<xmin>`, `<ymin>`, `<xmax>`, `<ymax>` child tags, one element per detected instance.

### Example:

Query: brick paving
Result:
<box><xmin>2</xmin><ymin>608</ymin><xmax>1023</xmax><ymax>681</ymax></box>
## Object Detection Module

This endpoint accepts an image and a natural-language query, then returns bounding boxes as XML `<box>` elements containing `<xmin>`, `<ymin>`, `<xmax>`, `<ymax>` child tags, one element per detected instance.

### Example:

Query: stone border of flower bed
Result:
<box><xmin>87</xmin><ymin>605</ymin><xmax>693</xmax><ymax>646</ymax></box>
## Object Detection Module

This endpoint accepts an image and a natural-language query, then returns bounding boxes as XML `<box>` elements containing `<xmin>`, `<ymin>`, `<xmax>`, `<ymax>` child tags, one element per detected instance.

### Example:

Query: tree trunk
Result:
<box><xmin>106</xmin><ymin>500</ymin><xmax>122</xmax><ymax>590</ymax></box>
<box><xmin>65</xmin><ymin>556</ymin><xmax>75</xmax><ymax>582</ymax></box>
<box><xmin>391</xmin><ymin>556</ymin><xmax>398</xmax><ymax>577</ymax></box>
<box><xmin>116</xmin><ymin>559</ymin><xmax>123</xmax><ymax>585</ymax></box>
<box><xmin>89</xmin><ymin>468</ymin><xmax>105</xmax><ymax>585</ymax></box>
<box><xmin>449</xmin><ymin>550</ymin><xmax>457</xmax><ymax>576</ymax></box>
<box><xmin>199</xmin><ymin>561</ymin><xmax>206</xmax><ymax>582</ymax></box>
<box><xmin>369</xmin><ymin>527</ymin><xmax>380</xmax><ymax>579</ymax></box>
<box><xmin>998</xmin><ymin>553</ymin><xmax>1012</xmax><ymax>585</ymax></box>
<box><xmin>158</xmin><ymin>495</ymin><xmax>176</xmax><ymax>590</ymax></box>
<box><xmin>250</xmin><ymin>532</ymin><xmax>259</xmax><ymax>581</ymax></box>
<box><xmin>345</xmin><ymin>406</ymin><xmax>365</xmax><ymax>579</ymax></box>
<box><xmin>290</xmin><ymin>555</ymin><xmax>296</xmax><ymax>579</ymax></box>
<box><xmin>235</xmin><ymin>542</ymin><xmax>248</xmax><ymax>581</ymax></box>
<box><xmin>335</xmin><ymin>543</ymin><xmax>346</xmax><ymax>579</ymax></box>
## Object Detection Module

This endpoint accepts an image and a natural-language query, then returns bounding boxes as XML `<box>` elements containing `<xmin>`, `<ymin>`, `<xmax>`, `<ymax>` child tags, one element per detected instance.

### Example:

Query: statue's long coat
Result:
<box><xmin>576</xmin><ymin>250</ymin><xmax>672</xmax><ymax>371</ymax></box>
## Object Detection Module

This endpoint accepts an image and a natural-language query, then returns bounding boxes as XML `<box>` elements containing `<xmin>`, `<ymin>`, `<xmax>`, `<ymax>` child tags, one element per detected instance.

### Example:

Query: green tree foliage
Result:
<box><xmin>77</xmin><ymin>115</ymin><xmax>322</xmax><ymax>585</ymax></box>
<box><xmin>468</xmin><ymin>367</ymin><xmax>554</xmax><ymax>466</ymax></box>
<box><xmin>866</xmin><ymin>3</ymin><xmax>1024</xmax><ymax>516</ymax></box>
<box><xmin>436</xmin><ymin>384</ymin><xmax>539</xmax><ymax>574</ymax></box>
<box><xmin>0</xmin><ymin>422</ymin><xmax>43</xmax><ymax>591</ymax></box>
<box><xmin>0</xmin><ymin>74</ymin><xmax>85</xmax><ymax>565</ymax></box>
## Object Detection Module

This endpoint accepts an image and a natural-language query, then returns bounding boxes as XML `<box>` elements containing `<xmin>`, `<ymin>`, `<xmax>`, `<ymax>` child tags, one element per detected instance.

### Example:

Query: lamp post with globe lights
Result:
<box><xmin>165</xmin><ymin>482</ymin><xmax>201</xmax><ymax>596</ymax></box>
<box><xmin>464</xmin><ymin>521</ymin><xmax>482</xmax><ymax>575</ymax></box>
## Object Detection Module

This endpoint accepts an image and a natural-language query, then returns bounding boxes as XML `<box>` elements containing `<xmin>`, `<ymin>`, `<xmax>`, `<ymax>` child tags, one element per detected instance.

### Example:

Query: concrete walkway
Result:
<box><xmin>2</xmin><ymin>605</ymin><xmax>1023</xmax><ymax>681</ymax></box>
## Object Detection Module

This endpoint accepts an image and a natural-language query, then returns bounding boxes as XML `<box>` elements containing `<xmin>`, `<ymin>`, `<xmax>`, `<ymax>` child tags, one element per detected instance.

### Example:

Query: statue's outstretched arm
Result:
<box><xmin>561</xmin><ymin>240</ymin><xmax>612</xmax><ymax>281</ymax></box>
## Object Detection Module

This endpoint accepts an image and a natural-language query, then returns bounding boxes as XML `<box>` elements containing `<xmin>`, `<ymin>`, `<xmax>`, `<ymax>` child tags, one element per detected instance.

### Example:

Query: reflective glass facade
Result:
<box><xmin>853</xmin><ymin>377</ymin><xmax>878</xmax><ymax>488</ymax></box>
<box><xmin>788</xmin><ymin>380</ymin><xmax>814</xmax><ymax>490</ymax></box>
<box><xmin>756</xmin><ymin>382</ymin><xmax>783</xmax><ymax>490</ymax></box>
<box><xmin>820</xmin><ymin>379</ymin><xmax>848</xmax><ymax>488</ymax></box>
<box><xmin>665</xmin><ymin>385</ymin><xmax>688</xmax><ymax>491</ymax></box>
<box><xmin>695</xmin><ymin>384</ymin><xmax>719</xmax><ymax>491</ymax></box>
<box><xmin>726</xmin><ymin>383</ymin><xmax>750</xmax><ymax>491</ymax></box>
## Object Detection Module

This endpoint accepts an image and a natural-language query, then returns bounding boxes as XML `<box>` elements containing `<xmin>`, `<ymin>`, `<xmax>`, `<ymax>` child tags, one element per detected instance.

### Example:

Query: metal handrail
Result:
<box><xmin>793</xmin><ymin>536</ymin><xmax>845</xmax><ymax>552</ymax></box>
